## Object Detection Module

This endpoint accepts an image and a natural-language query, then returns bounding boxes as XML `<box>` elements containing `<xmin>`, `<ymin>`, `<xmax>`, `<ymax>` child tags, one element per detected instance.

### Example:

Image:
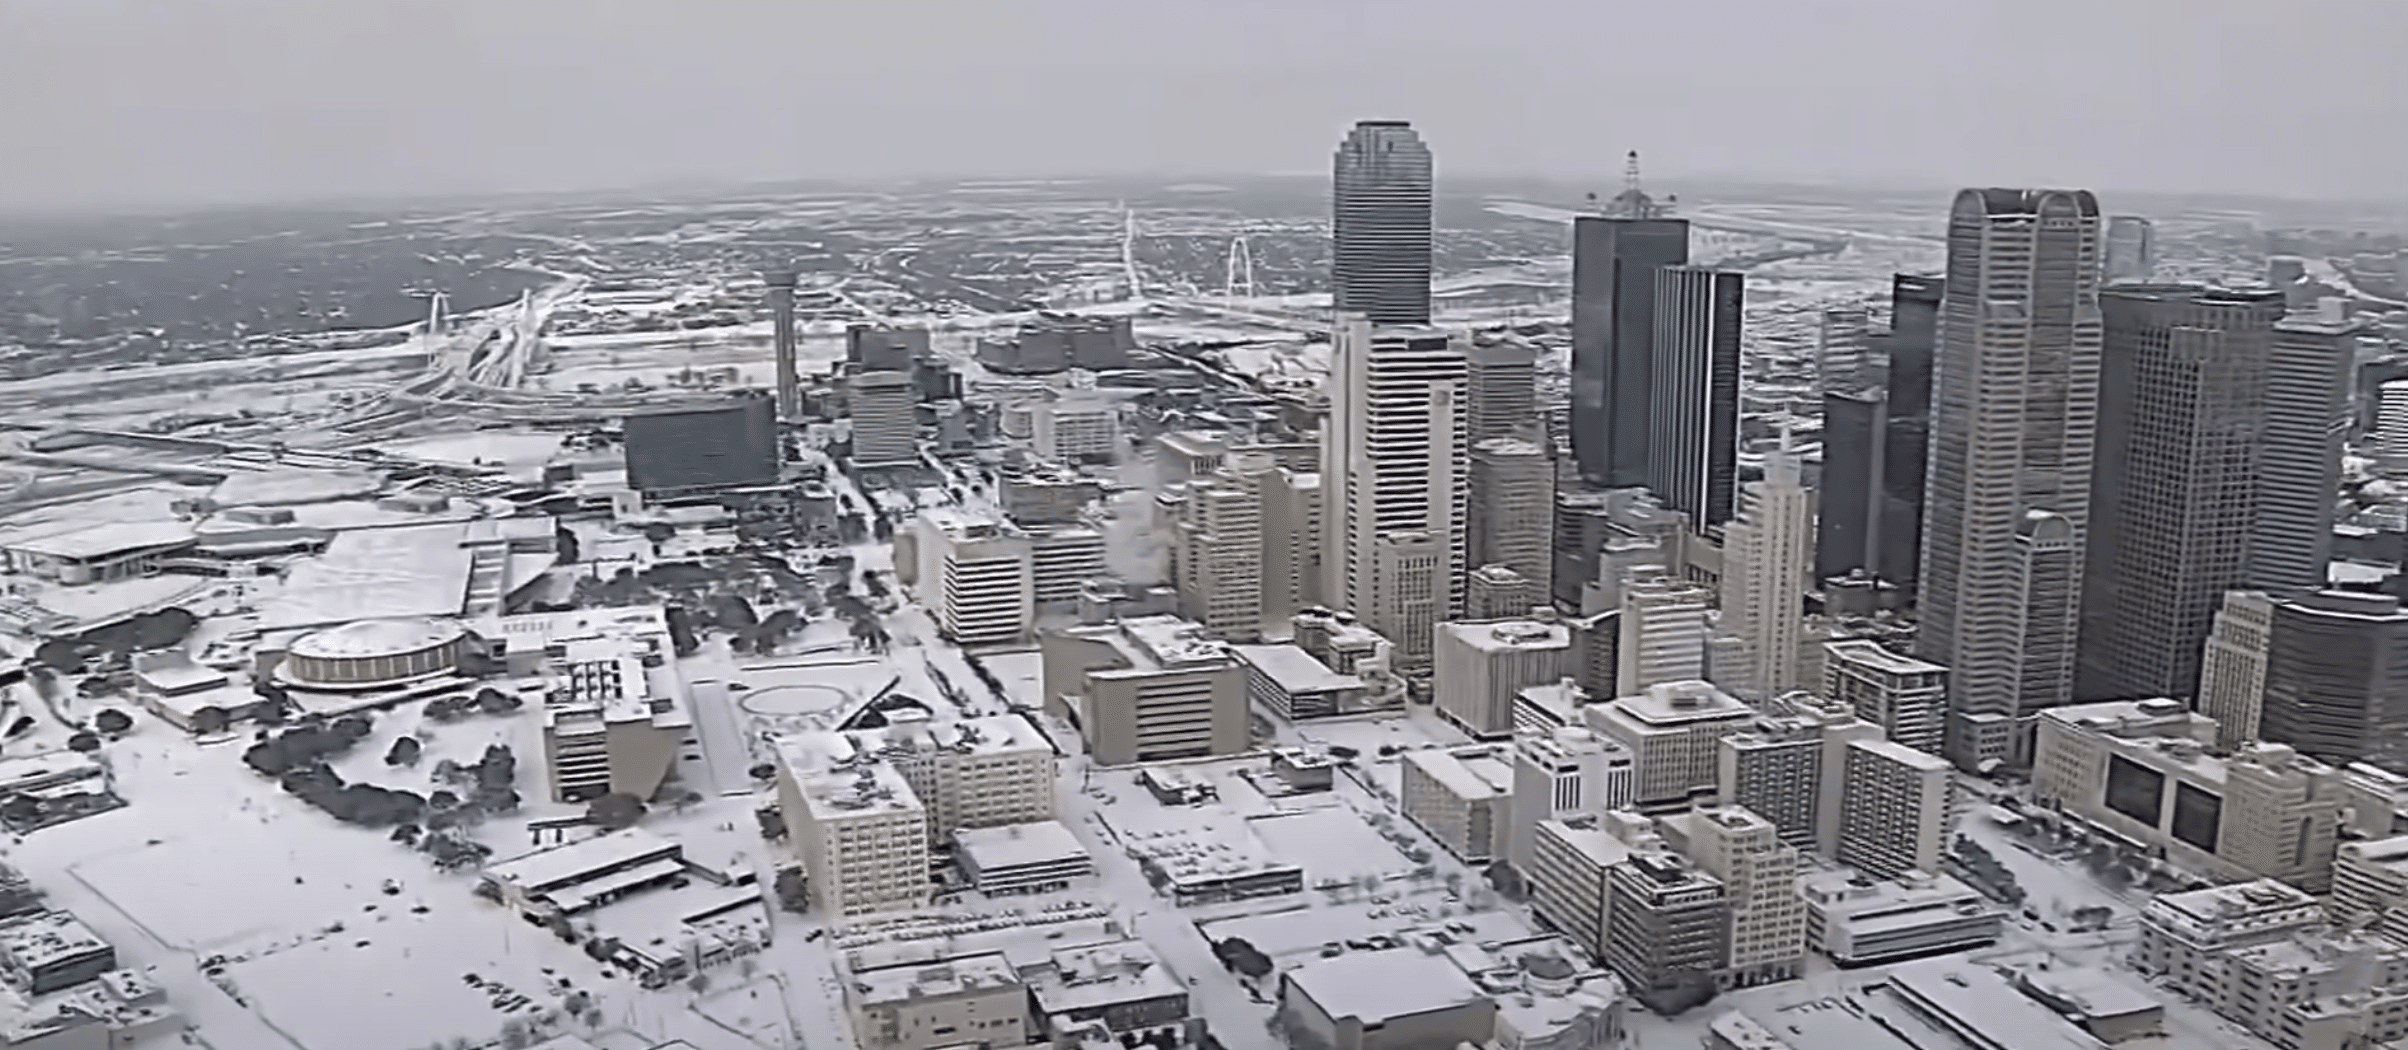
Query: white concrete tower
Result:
<box><xmin>1717</xmin><ymin>451</ymin><xmax>1812</xmax><ymax>700</ymax></box>
<box><xmin>1322</xmin><ymin>314</ymin><xmax>1468</xmax><ymax>667</ymax></box>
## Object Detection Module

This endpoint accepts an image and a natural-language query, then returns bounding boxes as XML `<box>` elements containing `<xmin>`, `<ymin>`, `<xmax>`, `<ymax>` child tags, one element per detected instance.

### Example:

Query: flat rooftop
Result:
<box><xmin>1285</xmin><ymin>948</ymin><xmax>1485</xmax><ymax>1024</ymax></box>
<box><xmin>483</xmin><ymin>828</ymin><xmax>683</xmax><ymax>895</ymax></box>
<box><xmin>851</xmin><ymin>952</ymin><xmax>1019</xmax><ymax>1006</ymax></box>
<box><xmin>1609</xmin><ymin>680</ymin><xmax>1752</xmax><ymax>725</ymax></box>
<box><xmin>1029</xmin><ymin>939</ymin><xmax>1183</xmax><ymax>1014</ymax></box>
<box><xmin>955</xmin><ymin>820</ymin><xmax>1090</xmax><ymax>872</ymax></box>
<box><xmin>1823</xmin><ymin>639</ymin><xmax>1944</xmax><ymax>676</ymax></box>
<box><xmin>1848</xmin><ymin>737</ymin><xmax>1952</xmax><ymax>772</ymax></box>
<box><xmin>1403</xmin><ymin>748</ymin><xmax>1513</xmax><ymax>801</ymax></box>
<box><xmin>1887</xmin><ymin>959</ymin><xmax>2110</xmax><ymax>1050</ymax></box>
<box><xmin>1443</xmin><ymin>619</ymin><xmax>1572</xmax><ymax>653</ymax></box>
<box><xmin>1234</xmin><ymin>644</ymin><xmax>1364</xmax><ymax>694</ymax></box>
<box><xmin>259</xmin><ymin>522</ymin><xmax>478</xmax><ymax>630</ymax></box>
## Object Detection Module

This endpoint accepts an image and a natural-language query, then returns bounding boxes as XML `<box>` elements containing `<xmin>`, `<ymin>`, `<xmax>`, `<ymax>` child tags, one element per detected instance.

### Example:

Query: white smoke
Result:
<box><xmin>1103</xmin><ymin>451</ymin><xmax>1170</xmax><ymax>587</ymax></box>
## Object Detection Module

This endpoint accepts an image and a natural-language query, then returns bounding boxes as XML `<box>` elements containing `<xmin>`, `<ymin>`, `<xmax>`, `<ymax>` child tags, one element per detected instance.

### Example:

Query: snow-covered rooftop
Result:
<box><xmin>287</xmin><ymin>616</ymin><xmax>465</xmax><ymax>660</ymax></box>
<box><xmin>1283</xmin><ymin>947</ymin><xmax>1486</xmax><ymax>1024</ymax></box>
<box><xmin>954</xmin><ymin>820</ymin><xmax>1089</xmax><ymax>873</ymax></box>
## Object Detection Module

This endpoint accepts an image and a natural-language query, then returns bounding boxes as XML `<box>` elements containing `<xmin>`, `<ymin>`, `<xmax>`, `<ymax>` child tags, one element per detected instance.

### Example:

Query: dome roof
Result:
<box><xmin>289</xmin><ymin>617</ymin><xmax>465</xmax><ymax>661</ymax></box>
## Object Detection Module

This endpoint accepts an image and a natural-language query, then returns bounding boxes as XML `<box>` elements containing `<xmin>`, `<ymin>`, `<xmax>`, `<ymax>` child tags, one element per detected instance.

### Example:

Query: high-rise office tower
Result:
<box><xmin>1466</xmin><ymin>340</ymin><xmax>1539</xmax><ymax>445</ymax></box>
<box><xmin>1330</xmin><ymin>121</ymin><xmax>1434</xmax><ymax>326</ymax></box>
<box><xmin>1878</xmin><ymin>274</ymin><xmax>1944</xmax><ymax>588</ymax></box>
<box><xmin>1718</xmin><ymin>453</ymin><xmax>1811</xmax><ymax>700</ymax></box>
<box><xmin>847</xmin><ymin>371</ymin><xmax>921</xmax><ymax>468</ymax></box>
<box><xmin>1163</xmin><ymin>459</ymin><xmax>1267</xmax><ymax>641</ymax></box>
<box><xmin>2077</xmin><ymin>286</ymin><xmax>2284</xmax><ymax>703</ymax></box>
<box><xmin>1570</xmin><ymin>203</ymin><xmax>1690</xmax><ymax>488</ymax></box>
<box><xmin>2255</xmin><ymin>306</ymin><xmax>2363</xmax><ymax>591</ymax></box>
<box><xmin>1470</xmin><ymin>434</ymin><xmax>1556</xmax><ymax>600</ymax></box>
<box><xmin>2259</xmin><ymin>591</ymin><xmax>2408</xmax><ymax>775</ymax></box>
<box><xmin>1815</xmin><ymin>308</ymin><xmax>1873</xmax><ymax>396</ymax></box>
<box><xmin>2379</xmin><ymin>381</ymin><xmax>2408</xmax><ymax>478</ymax></box>
<box><xmin>1836</xmin><ymin>739</ymin><xmax>1954</xmax><ymax>880</ymax></box>
<box><xmin>1258</xmin><ymin>466</ymin><xmax>1324</xmax><ymax>625</ymax></box>
<box><xmin>2104</xmin><ymin>216</ymin><xmax>2158</xmax><ymax>283</ymax></box>
<box><xmin>1618</xmin><ymin>578</ymin><xmax>1710</xmax><ymax>693</ymax></box>
<box><xmin>1917</xmin><ymin>189</ymin><xmax>2103</xmax><ymax>770</ymax></box>
<box><xmin>1822</xmin><ymin>640</ymin><xmax>1948</xmax><ymax>756</ymax></box>
<box><xmin>1647</xmin><ymin>267</ymin><xmax>1743</xmax><ymax>529</ymax></box>
<box><xmin>2198</xmin><ymin>590</ymin><xmax>2275</xmax><ymax>753</ymax></box>
<box><xmin>1815</xmin><ymin>275</ymin><xmax>1945</xmax><ymax>587</ymax></box>
<box><xmin>1323</xmin><ymin>315</ymin><xmax>1467</xmax><ymax>667</ymax></box>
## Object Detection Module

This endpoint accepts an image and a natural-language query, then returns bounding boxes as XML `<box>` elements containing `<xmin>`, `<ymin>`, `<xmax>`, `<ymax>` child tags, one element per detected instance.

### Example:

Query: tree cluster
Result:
<box><xmin>422</xmin><ymin>688</ymin><xmax>523</xmax><ymax>724</ymax></box>
<box><xmin>1211</xmin><ymin>937</ymin><xmax>1272</xmax><ymax>980</ymax></box>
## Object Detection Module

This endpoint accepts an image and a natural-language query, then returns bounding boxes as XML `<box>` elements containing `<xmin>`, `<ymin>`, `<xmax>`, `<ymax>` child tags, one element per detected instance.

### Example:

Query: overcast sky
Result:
<box><xmin>1</xmin><ymin>0</ymin><xmax>2401</xmax><ymax>213</ymax></box>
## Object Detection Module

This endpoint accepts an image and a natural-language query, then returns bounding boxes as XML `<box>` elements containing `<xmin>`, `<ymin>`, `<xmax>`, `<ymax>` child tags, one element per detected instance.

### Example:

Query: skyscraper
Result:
<box><xmin>1647</xmin><ymin>266</ymin><xmax>1743</xmax><ymax>529</ymax></box>
<box><xmin>1466</xmin><ymin>340</ymin><xmax>1539</xmax><ymax>445</ymax></box>
<box><xmin>1815</xmin><ymin>308</ymin><xmax>1873</xmax><ymax>396</ymax></box>
<box><xmin>1718</xmin><ymin>453</ymin><xmax>1812</xmax><ymax>700</ymax></box>
<box><xmin>2198</xmin><ymin>590</ymin><xmax>2275</xmax><ymax>753</ymax></box>
<box><xmin>1470</xmin><ymin>433</ymin><xmax>1556</xmax><ymax>600</ymax></box>
<box><xmin>1330</xmin><ymin>121</ymin><xmax>1435</xmax><ymax>326</ymax></box>
<box><xmin>1917</xmin><ymin>188</ymin><xmax>2103</xmax><ymax>770</ymax></box>
<box><xmin>2260</xmin><ymin>591</ymin><xmax>2408</xmax><ymax>776</ymax></box>
<box><xmin>1878</xmin><ymin>274</ymin><xmax>1945</xmax><ymax>589</ymax></box>
<box><xmin>1570</xmin><ymin>211</ymin><xmax>1690</xmax><ymax>488</ymax></box>
<box><xmin>2254</xmin><ymin>306</ymin><xmax>2364</xmax><ymax>591</ymax></box>
<box><xmin>1814</xmin><ymin>387</ymin><xmax>1885</xmax><ymax>583</ymax></box>
<box><xmin>2077</xmin><ymin>286</ymin><xmax>2283</xmax><ymax>703</ymax></box>
<box><xmin>1323</xmin><ymin>315</ymin><xmax>1467</xmax><ymax>667</ymax></box>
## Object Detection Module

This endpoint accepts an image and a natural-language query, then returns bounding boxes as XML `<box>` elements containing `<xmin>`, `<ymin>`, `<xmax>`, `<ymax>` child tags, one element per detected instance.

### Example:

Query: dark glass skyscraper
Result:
<box><xmin>1814</xmin><ymin>274</ymin><xmax>1943</xmax><ymax>586</ymax></box>
<box><xmin>1330</xmin><ymin>121</ymin><xmax>1434</xmax><ymax>326</ymax></box>
<box><xmin>1570</xmin><ymin>215</ymin><xmax>1690</xmax><ymax>487</ymax></box>
<box><xmin>1647</xmin><ymin>266</ymin><xmax>1743</xmax><ymax>529</ymax></box>
<box><xmin>2075</xmin><ymin>285</ymin><xmax>2284</xmax><ymax>703</ymax></box>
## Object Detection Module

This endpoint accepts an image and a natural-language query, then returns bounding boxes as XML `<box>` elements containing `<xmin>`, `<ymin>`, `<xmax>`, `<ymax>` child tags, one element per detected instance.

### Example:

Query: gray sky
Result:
<box><xmin>2</xmin><ymin>0</ymin><xmax>2401</xmax><ymax>213</ymax></box>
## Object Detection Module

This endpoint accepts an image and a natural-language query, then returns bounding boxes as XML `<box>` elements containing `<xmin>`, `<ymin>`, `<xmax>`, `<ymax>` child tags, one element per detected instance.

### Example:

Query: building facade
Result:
<box><xmin>1716</xmin><ymin>453</ymin><xmax>1810</xmax><ymax>699</ymax></box>
<box><xmin>1646</xmin><ymin>267</ymin><xmax>1744</xmax><ymax>529</ymax></box>
<box><xmin>1330</xmin><ymin>121</ymin><xmax>1434</xmax><ymax>327</ymax></box>
<box><xmin>1322</xmin><ymin>317</ymin><xmax>1467</xmax><ymax>667</ymax></box>
<box><xmin>1570</xmin><ymin>212</ymin><xmax>1690</xmax><ymax>488</ymax></box>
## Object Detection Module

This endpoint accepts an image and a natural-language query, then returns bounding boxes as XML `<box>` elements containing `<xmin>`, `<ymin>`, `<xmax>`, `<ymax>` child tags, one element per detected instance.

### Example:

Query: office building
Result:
<box><xmin>1876</xmin><ymin>274</ymin><xmax>1944</xmax><ymax>588</ymax></box>
<box><xmin>1041</xmin><ymin>616</ymin><xmax>1248</xmax><ymax>767</ymax></box>
<box><xmin>778</xmin><ymin>746</ymin><xmax>932</xmax><ymax>918</ymax></box>
<box><xmin>1714</xmin><ymin>699</ymin><xmax>1883</xmax><ymax>856</ymax></box>
<box><xmin>2032</xmin><ymin>699</ymin><xmax>2344</xmax><ymax>891</ymax></box>
<box><xmin>1034</xmin><ymin>397</ymin><xmax>1119</xmax><ymax>463</ymax></box>
<box><xmin>1466</xmin><ymin>339</ymin><xmax>1539</xmax><ymax>445</ymax></box>
<box><xmin>2197</xmin><ymin>590</ymin><xmax>2275</xmax><ymax>752</ymax></box>
<box><xmin>1617</xmin><ymin>578</ymin><xmax>1709</xmax><ymax>694</ymax></box>
<box><xmin>2259</xmin><ymin>591</ymin><xmax>2408</xmax><ymax>775</ymax></box>
<box><xmin>1508</xmin><ymin>727</ymin><xmax>1635</xmax><ymax>872</ymax></box>
<box><xmin>1586</xmin><ymin>680</ymin><xmax>1754</xmax><ymax>811</ymax></box>
<box><xmin>1162</xmin><ymin>461</ymin><xmax>1266</xmax><ymax>640</ymax></box>
<box><xmin>1815</xmin><ymin>385</ymin><xmax>1887</xmax><ymax>584</ymax></box>
<box><xmin>1716</xmin><ymin>452</ymin><xmax>1810</xmax><ymax>699</ymax></box>
<box><xmin>1816</xmin><ymin>307</ymin><xmax>1874</xmax><ymax>396</ymax></box>
<box><xmin>539</xmin><ymin>645</ymin><xmax>692</xmax><ymax>805</ymax></box>
<box><xmin>2103</xmin><ymin>215</ymin><xmax>2157</xmax><ymax>282</ymax></box>
<box><xmin>1646</xmin><ymin>266</ymin><xmax>1744</xmax><ymax>529</ymax></box>
<box><xmin>1666</xmin><ymin>806</ymin><xmax>1805</xmax><ymax>987</ymax></box>
<box><xmin>2255</xmin><ymin>307</ymin><xmax>2366</xmax><ymax>590</ymax></box>
<box><xmin>1400</xmin><ymin>747</ymin><xmax>1515</xmax><ymax>863</ymax></box>
<box><xmin>1570</xmin><ymin>201</ymin><xmax>1690</xmax><ymax>488</ymax></box>
<box><xmin>2380</xmin><ymin>380</ymin><xmax>2408</xmax><ymax>477</ymax></box>
<box><xmin>2077</xmin><ymin>285</ymin><xmax>2283</xmax><ymax>703</ymax></box>
<box><xmin>1797</xmin><ymin>870</ymin><xmax>2002</xmax><ymax>966</ymax></box>
<box><xmin>1278</xmin><ymin>948</ymin><xmax>1495</xmax><ymax>1050</ymax></box>
<box><xmin>1467</xmin><ymin>564</ymin><xmax>1539</xmax><ymax>620</ymax></box>
<box><xmin>1028</xmin><ymin>526</ymin><xmax>1106</xmax><ymax>609</ymax></box>
<box><xmin>1470</xmin><ymin>434</ymin><xmax>1556</xmax><ymax>602</ymax></box>
<box><xmin>1434</xmin><ymin>616</ymin><xmax>1579</xmax><ymax>739</ymax></box>
<box><xmin>848</xmin><ymin>371</ymin><xmax>922</xmax><ymax>468</ymax></box>
<box><xmin>1836</xmin><ymin>739</ymin><xmax>1953</xmax><ymax>881</ymax></box>
<box><xmin>1528</xmin><ymin>817</ymin><xmax>1635</xmax><ymax>963</ymax></box>
<box><xmin>844</xmin><ymin>952</ymin><xmax>1028</xmax><ymax>1050</ymax></box>
<box><xmin>1330</xmin><ymin>121</ymin><xmax>1434</xmax><ymax>326</ymax></box>
<box><xmin>1917</xmin><ymin>189</ymin><xmax>2104</xmax><ymax>770</ymax></box>
<box><xmin>1259</xmin><ymin>465</ymin><xmax>1324</xmax><ymax>624</ymax></box>
<box><xmin>2132</xmin><ymin>880</ymin><xmax>2324</xmax><ymax>1001</ymax></box>
<box><xmin>621</xmin><ymin>396</ymin><xmax>780</xmax><ymax>493</ymax></box>
<box><xmin>1322</xmin><ymin>316</ymin><xmax>1467</xmax><ymax>667</ymax></box>
<box><xmin>845</xmin><ymin>323</ymin><xmax>928</xmax><ymax>373</ymax></box>
<box><xmin>2335</xmin><ymin>836</ymin><xmax>2408</xmax><ymax>946</ymax></box>
<box><xmin>1823</xmin><ymin>640</ymin><xmax>1948</xmax><ymax>756</ymax></box>
<box><xmin>1604</xmin><ymin>852</ymin><xmax>1729</xmax><ymax>1000</ymax></box>
<box><xmin>976</xmin><ymin>314</ymin><xmax>1136</xmax><ymax>375</ymax></box>
<box><xmin>912</xmin><ymin>509</ymin><xmax>1035</xmax><ymax>647</ymax></box>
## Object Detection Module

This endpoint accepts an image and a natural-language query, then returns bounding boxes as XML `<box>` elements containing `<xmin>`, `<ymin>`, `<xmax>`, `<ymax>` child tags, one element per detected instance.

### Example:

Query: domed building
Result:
<box><xmin>278</xmin><ymin>617</ymin><xmax>467</xmax><ymax>689</ymax></box>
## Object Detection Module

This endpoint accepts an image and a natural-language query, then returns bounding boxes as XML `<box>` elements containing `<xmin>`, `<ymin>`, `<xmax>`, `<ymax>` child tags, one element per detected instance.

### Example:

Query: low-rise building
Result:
<box><xmin>1527</xmin><ymin>818</ymin><xmax>1634</xmax><ymax>965</ymax></box>
<box><xmin>1435</xmin><ymin>617</ymin><xmax>1579</xmax><ymax>739</ymax></box>
<box><xmin>1887</xmin><ymin>959</ymin><xmax>2114</xmax><ymax>1050</ymax></box>
<box><xmin>1796</xmin><ymin>870</ymin><xmax>2002</xmax><ymax>966</ymax></box>
<box><xmin>2133</xmin><ymin>880</ymin><xmax>2324</xmax><ymax>1002</ymax></box>
<box><xmin>846</xmin><ymin>952</ymin><xmax>1028</xmax><ymax>1050</ymax></box>
<box><xmin>2334</xmin><ymin>835</ymin><xmax>2408</xmax><ymax>944</ymax></box>
<box><xmin>1586</xmin><ymin>680</ymin><xmax>1755</xmax><ymax>812</ymax></box>
<box><xmin>1231</xmin><ymin>643</ymin><xmax>1371</xmax><ymax>722</ymax></box>
<box><xmin>1604</xmin><ymin>852</ymin><xmax>1729</xmax><ymax>1003</ymax></box>
<box><xmin>953</xmin><ymin>821</ymin><xmax>1095</xmax><ymax>897</ymax></box>
<box><xmin>1024</xmin><ymin>939</ymin><xmax>1196</xmax><ymax>1050</ymax></box>
<box><xmin>1278</xmin><ymin>948</ymin><xmax>1497</xmax><ymax>1050</ymax></box>
<box><xmin>0</xmin><ymin>914</ymin><xmax>112</xmax><ymax>996</ymax></box>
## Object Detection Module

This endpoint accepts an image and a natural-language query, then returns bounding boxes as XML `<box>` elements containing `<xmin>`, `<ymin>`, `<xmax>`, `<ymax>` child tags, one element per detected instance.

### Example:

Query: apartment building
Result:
<box><xmin>1401</xmin><ymin>747</ymin><xmax>1516</xmax><ymax>864</ymax></box>
<box><xmin>1604</xmin><ymin>852</ymin><xmax>1730</xmax><ymax>999</ymax></box>
<box><xmin>1835</xmin><ymin>739</ymin><xmax>1954</xmax><ymax>881</ymax></box>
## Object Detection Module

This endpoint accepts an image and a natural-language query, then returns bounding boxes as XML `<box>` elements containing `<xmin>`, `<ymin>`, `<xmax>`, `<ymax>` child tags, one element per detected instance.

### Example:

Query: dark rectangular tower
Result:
<box><xmin>1571</xmin><ymin>216</ymin><xmax>1691</xmax><ymax>488</ymax></box>
<box><xmin>1647</xmin><ymin>266</ymin><xmax>1743</xmax><ymax>529</ymax></box>
<box><xmin>1330</xmin><ymin>121</ymin><xmax>1434</xmax><ymax>326</ymax></box>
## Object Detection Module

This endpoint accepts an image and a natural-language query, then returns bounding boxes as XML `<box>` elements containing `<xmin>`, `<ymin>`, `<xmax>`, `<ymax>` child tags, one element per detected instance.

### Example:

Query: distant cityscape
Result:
<box><xmin>3</xmin><ymin>116</ymin><xmax>2408</xmax><ymax>1050</ymax></box>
